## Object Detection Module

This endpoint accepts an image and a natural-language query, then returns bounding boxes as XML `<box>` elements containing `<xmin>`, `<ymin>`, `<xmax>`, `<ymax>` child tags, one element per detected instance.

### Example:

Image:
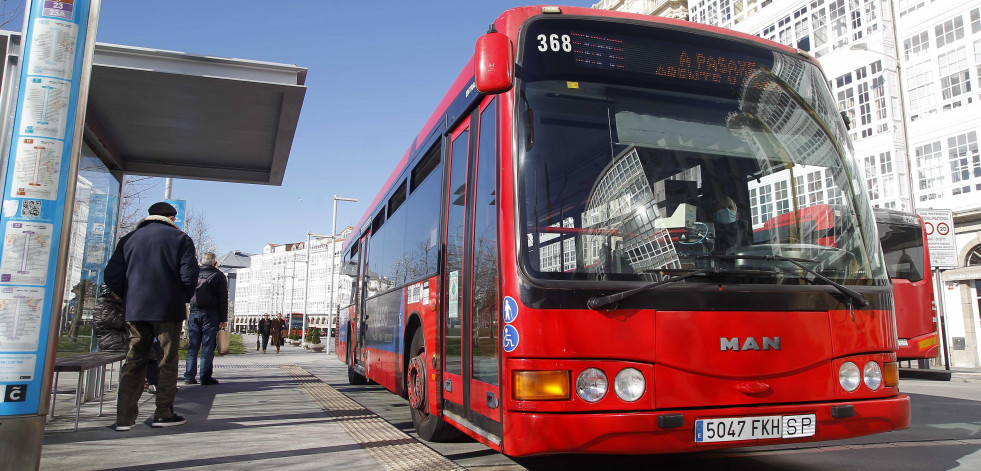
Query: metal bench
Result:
<box><xmin>51</xmin><ymin>352</ymin><xmax>127</xmax><ymax>431</ymax></box>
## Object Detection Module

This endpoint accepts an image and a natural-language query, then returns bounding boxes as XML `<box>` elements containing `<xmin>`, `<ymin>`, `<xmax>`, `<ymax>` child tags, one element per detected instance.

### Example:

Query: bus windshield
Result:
<box><xmin>878</xmin><ymin>222</ymin><xmax>926</xmax><ymax>282</ymax></box>
<box><xmin>516</xmin><ymin>17</ymin><xmax>887</xmax><ymax>286</ymax></box>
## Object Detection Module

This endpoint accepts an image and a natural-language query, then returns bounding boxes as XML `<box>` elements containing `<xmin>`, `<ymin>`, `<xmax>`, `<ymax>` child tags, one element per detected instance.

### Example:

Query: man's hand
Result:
<box><xmin>219</xmin><ymin>322</ymin><xmax>227</xmax><ymax>330</ymax></box>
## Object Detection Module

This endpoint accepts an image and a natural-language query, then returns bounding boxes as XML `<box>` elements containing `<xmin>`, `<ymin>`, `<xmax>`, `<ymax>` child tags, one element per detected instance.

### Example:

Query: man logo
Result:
<box><xmin>721</xmin><ymin>337</ymin><xmax>781</xmax><ymax>351</ymax></box>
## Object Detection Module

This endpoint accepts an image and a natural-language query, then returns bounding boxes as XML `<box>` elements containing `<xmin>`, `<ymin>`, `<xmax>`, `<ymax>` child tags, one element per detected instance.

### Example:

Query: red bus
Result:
<box><xmin>334</xmin><ymin>6</ymin><xmax>909</xmax><ymax>456</ymax></box>
<box><xmin>758</xmin><ymin>205</ymin><xmax>939</xmax><ymax>364</ymax></box>
<box><xmin>874</xmin><ymin>208</ymin><xmax>939</xmax><ymax>363</ymax></box>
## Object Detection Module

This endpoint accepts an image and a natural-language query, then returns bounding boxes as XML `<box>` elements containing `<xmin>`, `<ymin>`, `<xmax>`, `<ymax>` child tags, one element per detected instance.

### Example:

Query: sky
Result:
<box><xmin>82</xmin><ymin>1</ymin><xmax>597</xmax><ymax>254</ymax></box>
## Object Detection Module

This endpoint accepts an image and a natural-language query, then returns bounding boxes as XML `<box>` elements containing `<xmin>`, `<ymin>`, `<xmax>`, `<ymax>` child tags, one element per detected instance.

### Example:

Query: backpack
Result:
<box><xmin>191</xmin><ymin>271</ymin><xmax>218</xmax><ymax>307</ymax></box>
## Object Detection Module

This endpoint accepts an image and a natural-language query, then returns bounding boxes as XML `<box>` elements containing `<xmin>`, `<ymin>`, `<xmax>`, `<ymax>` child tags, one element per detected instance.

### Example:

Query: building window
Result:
<box><xmin>939</xmin><ymin>47</ymin><xmax>972</xmax><ymax>100</ymax></box>
<box><xmin>807</xmin><ymin>170</ymin><xmax>825</xmax><ymax>203</ymax></box>
<box><xmin>825</xmin><ymin>169</ymin><xmax>843</xmax><ymax>204</ymax></box>
<box><xmin>775</xmin><ymin>179</ymin><xmax>790</xmax><ymax>214</ymax></box>
<box><xmin>906</xmin><ymin>62</ymin><xmax>934</xmax><ymax>111</ymax></box>
<box><xmin>916</xmin><ymin>141</ymin><xmax>944</xmax><ymax>197</ymax></box>
<box><xmin>880</xmin><ymin>151</ymin><xmax>893</xmax><ymax>175</ymax></box>
<box><xmin>948</xmin><ymin>131</ymin><xmax>980</xmax><ymax>186</ymax></box>
<box><xmin>858</xmin><ymin>82</ymin><xmax>871</xmax><ymax>125</ymax></box>
<box><xmin>976</xmin><ymin>39</ymin><xmax>981</xmax><ymax>88</ymax></box>
<box><xmin>864</xmin><ymin>154</ymin><xmax>879</xmax><ymax>200</ymax></box>
<box><xmin>967</xmin><ymin>244</ymin><xmax>981</xmax><ymax>266</ymax></box>
<box><xmin>903</xmin><ymin>31</ymin><xmax>929</xmax><ymax>61</ymax></box>
<box><xmin>830</xmin><ymin>0</ymin><xmax>847</xmax><ymax>38</ymax></box>
<box><xmin>812</xmin><ymin>7</ymin><xmax>828</xmax><ymax>49</ymax></box>
<box><xmin>837</xmin><ymin>87</ymin><xmax>855</xmax><ymax>124</ymax></box>
<box><xmin>795</xmin><ymin>175</ymin><xmax>806</xmax><ymax>206</ymax></box>
<box><xmin>758</xmin><ymin>184</ymin><xmax>773</xmax><ymax>224</ymax></box>
<box><xmin>873</xmin><ymin>76</ymin><xmax>887</xmax><ymax>120</ymax></box>
<box><xmin>972</xmin><ymin>8</ymin><xmax>980</xmax><ymax>33</ymax></box>
<box><xmin>935</xmin><ymin>16</ymin><xmax>965</xmax><ymax>49</ymax></box>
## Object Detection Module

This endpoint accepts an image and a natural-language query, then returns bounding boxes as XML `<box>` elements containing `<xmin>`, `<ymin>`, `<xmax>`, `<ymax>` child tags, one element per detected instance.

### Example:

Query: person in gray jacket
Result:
<box><xmin>104</xmin><ymin>202</ymin><xmax>198</xmax><ymax>430</ymax></box>
<box><xmin>184</xmin><ymin>252</ymin><xmax>228</xmax><ymax>385</ymax></box>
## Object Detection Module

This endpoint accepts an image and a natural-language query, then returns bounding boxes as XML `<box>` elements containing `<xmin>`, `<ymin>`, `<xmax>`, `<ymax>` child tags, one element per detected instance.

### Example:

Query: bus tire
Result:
<box><xmin>348</xmin><ymin>366</ymin><xmax>368</xmax><ymax>385</ymax></box>
<box><xmin>408</xmin><ymin>328</ymin><xmax>459</xmax><ymax>442</ymax></box>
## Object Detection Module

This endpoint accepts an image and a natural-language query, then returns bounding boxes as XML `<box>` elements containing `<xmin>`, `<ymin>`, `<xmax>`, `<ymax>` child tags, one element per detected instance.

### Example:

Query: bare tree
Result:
<box><xmin>0</xmin><ymin>0</ymin><xmax>24</xmax><ymax>30</ymax></box>
<box><xmin>185</xmin><ymin>208</ymin><xmax>219</xmax><ymax>256</ymax></box>
<box><xmin>118</xmin><ymin>175</ymin><xmax>163</xmax><ymax>235</ymax></box>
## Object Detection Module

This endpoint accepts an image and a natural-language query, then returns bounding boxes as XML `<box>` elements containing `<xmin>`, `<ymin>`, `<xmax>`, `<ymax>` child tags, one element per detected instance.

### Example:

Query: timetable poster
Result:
<box><xmin>0</xmin><ymin>0</ymin><xmax>92</xmax><ymax>417</ymax></box>
<box><xmin>9</xmin><ymin>137</ymin><xmax>62</xmax><ymax>200</ymax></box>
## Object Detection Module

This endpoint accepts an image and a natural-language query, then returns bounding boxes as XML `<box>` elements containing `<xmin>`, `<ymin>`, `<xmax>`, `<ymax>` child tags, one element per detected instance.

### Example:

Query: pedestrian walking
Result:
<box><xmin>105</xmin><ymin>202</ymin><xmax>199</xmax><ymax>431</ymax></box>
<box><xmin>184</xmin><ymin>252</ymin><xmax>229</xmax><ymax>385</ymax></box>
<box><xmin>258</xmin><ymin>313</ymin><xmax>271</xmax><ymax>353</ymax></box>
<box><xmin>270</xmin><ymin>314</ymin><xmax>287</xmax><ymax>354</ymax></box>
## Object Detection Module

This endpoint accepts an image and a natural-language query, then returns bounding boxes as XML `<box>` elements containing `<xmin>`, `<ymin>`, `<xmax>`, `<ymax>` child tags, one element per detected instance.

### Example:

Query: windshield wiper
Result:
<box><xmin>698</xmin><ymin>254</ymin><xmax>869</xmax><ymax>307</ymax></box>
<box><xmin>586</xmin><ymin>267</ymin><xmax>779</xmax><ymax>310</ymax></box>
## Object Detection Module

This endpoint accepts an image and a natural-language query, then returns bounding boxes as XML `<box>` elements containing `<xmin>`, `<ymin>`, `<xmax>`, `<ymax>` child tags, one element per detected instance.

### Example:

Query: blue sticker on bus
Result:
<box><xmin>503</xmin><ymin>296</ymin><xmax>518</xmax><ymax>323</ymax></box>
<box><xmin>503</xmin><ymin>324</ymin><xmax>519</xmax><ymax>352</ymax></box>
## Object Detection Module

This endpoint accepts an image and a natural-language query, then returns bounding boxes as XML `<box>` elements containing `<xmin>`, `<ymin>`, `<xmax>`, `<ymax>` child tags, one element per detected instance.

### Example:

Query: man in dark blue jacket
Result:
<box><xmin>184</xmin><ymin>252</ymin><xmax>228</xmax><ymax>385</ymax></box>
<box><xmin>105</xmin><ymin>202</ymin><xmax>198</xmax><ymax>430</ymax></box>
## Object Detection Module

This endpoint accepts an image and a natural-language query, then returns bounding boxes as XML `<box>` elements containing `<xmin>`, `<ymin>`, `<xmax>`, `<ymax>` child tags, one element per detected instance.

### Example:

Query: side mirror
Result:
<box><xmin>475</xmin><ymin>32</ymin><xmax>514</xmax><ymax>94</ymax></box>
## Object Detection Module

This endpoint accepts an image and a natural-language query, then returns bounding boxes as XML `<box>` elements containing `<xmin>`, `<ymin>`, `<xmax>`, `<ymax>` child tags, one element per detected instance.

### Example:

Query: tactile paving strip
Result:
<box><xmin>281</xmin><ymin>364</ymin><xmax>465</xmax><ymax>471</ymax></box>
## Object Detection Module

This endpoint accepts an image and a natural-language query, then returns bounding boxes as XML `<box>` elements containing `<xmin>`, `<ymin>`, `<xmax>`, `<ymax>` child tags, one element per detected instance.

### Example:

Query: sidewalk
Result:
<box><xmin>40</xmin><ymin>335</ymin><xmax>464</xmax><ymax>471</ymax></box>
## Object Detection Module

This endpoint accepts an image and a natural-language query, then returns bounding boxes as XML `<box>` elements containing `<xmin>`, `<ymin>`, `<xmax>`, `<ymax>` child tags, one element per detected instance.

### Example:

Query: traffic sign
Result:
<box><xmin>916</xmin><ymin>209</ymin><xmax>957</xmax><ymax>268</ymax></box>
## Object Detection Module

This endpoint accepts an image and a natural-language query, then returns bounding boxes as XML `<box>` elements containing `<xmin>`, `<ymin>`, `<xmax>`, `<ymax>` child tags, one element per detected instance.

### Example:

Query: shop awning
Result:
<box><xmin>85</xmin><ymin>43</ymin><xmax>307</xmax><ymax>185</ymax></box>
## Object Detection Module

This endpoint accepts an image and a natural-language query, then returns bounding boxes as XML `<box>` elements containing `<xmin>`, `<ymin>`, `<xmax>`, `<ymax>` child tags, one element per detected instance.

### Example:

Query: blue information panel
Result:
<box><xmin>165</xmin><ymin>199</ymin><xmax>186</xmax><ymax>231</ymax></box>
<box><xmin>0</xmin><ymin>0</ymin><xmax>92</xmax><ymax>416</ymax></box>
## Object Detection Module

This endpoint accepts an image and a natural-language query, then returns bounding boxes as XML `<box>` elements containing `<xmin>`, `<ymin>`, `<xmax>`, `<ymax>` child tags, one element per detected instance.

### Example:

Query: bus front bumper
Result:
<box><xmin>502</xmin><ymin>394</ymin><xmax>910</xmax><ymax>456</ymax></box>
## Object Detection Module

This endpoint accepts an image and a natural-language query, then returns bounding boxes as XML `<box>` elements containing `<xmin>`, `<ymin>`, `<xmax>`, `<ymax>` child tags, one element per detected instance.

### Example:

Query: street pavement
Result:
<box><xmin>38</xmin><ymin>335</ymin><xmax>981</xmax><ymax>470</ymax></box>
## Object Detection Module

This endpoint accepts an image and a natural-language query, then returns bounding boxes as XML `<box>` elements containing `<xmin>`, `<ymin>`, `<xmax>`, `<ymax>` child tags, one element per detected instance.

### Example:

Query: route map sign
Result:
<box><xmin>0</xmin><ymin>0</ymin><xmax>94</xmax><ymax>417</ymax></box>
<box><xmin>916</xmin><ymin>209</ymin><xmax>958</xmax><ymax>268</ymax></box>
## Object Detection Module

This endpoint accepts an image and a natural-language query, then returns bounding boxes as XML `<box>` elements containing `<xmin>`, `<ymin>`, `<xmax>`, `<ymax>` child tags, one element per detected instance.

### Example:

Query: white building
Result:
<box><xmin>232</xmin><ymin>227</ymin><xmax>353</xmax><ymax>333</ymax></box>
<box><xmin>592</xmin><ymin>0</ymin><xmax>689</xmax><ymax>19</ymax></box>
<box><xmin>597</xmin><ymin>0</ymin><xmax>981</xmax><ymax>367</ymax></box>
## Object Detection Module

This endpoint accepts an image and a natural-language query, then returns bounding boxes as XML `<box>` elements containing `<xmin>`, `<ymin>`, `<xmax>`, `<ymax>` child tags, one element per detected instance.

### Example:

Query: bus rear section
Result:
<box><xmin>875</xmin><ymin>208</ymin><xmax>939</xmax><ymax>362</ymax></box>
<box><xmin>334</xmin><ymin>6</ymin><xmax>910</xmax><ymax>457</ymax></box>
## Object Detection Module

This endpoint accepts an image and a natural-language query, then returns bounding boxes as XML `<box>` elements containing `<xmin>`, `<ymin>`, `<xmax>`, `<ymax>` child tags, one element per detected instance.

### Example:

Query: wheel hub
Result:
<box><xmin>408</xmin><ymin>355</ymin><xmax>426</xmax><ymax>410</ymax></box>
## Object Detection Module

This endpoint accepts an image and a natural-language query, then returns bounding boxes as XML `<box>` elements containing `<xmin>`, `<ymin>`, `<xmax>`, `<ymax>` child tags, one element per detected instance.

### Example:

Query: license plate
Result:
<box><xmin>695</xmin><ymin>414</ymin><xmax>816</xmax><ymax>443</ymax></box>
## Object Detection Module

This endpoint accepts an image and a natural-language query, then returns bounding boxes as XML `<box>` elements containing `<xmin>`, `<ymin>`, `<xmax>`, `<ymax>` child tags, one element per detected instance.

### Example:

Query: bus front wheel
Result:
<box><xmin>408</xmin><ymin>328</ymin><xmax>458</xmax><ymax>441</ymax></box>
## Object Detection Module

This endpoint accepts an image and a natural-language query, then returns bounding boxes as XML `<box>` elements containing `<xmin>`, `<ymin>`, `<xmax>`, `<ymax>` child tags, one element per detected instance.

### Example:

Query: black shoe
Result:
<box><xmin>151</xmin><ymin>414</ymin><xmax>187</xmax><ymax>428</ymax></box>
<box><xmin>201</xmin><ymin>378</ymin><xmax>219</xmax><ymax>385</ymax></box>
<box><xmin>114</xmin><ymin>423</ymin><xmax>133</xmax><ymax>431</ymax></box>
<box><xmin>184</xmin><ymin>378</ymin><xmax>198</xmax><ymax>385</ymax></box>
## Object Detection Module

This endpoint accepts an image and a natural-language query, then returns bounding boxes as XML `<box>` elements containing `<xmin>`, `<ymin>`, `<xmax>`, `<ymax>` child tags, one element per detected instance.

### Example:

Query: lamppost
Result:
<box><xmin>328</xmin><ymin>195</ymin><xmax>357</xmax><ymax>353</ymax></box>
<box><xmin>303</xmin><ymin>231</ymin><xmax>330</xmax><ymax>343</ymax></box>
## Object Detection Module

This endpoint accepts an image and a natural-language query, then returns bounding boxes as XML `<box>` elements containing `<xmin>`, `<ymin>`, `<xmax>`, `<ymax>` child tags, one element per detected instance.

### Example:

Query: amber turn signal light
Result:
<box><xmin>884</xmin><ymin>361</ymin><xmax>900</xmax><ymax>387</ymax></box>
<box><xmin>513</xmin><ymin>370</ymin><xmax>571</xmax><ymax>401</ymax></box>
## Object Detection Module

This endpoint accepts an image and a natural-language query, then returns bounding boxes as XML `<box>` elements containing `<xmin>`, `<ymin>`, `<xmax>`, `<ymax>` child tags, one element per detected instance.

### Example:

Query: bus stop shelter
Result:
<box><xmin>0</xmin><ymin>29</ymin><xmax>306</xmax><ymax>468</ymax></box>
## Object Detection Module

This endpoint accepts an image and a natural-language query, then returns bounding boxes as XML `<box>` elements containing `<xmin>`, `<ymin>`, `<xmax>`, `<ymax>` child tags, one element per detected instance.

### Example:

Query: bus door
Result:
<box><xmin>352</xmin><ymin>231</ymin><xmax>370</xmax><ymax>370</ymax></box>
<box><xmin>442</xmin><ymin>98</ymin><xmax>502</xmax><ymax>436</ymax></box>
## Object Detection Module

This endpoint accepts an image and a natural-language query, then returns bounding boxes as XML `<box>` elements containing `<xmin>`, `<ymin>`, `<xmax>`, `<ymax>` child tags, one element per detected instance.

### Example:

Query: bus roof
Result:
<box><xmin>343</xmin><ymin>5</ymin><xmax>809</xmax><ymax>252</ymax></box>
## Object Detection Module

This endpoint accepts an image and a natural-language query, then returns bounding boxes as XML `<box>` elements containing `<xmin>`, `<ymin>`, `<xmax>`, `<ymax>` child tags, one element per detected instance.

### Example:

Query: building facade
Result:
<box><xmin>232</xmin><ymin>227</ymin><xmax>353</xmax><ymax>333</ymax></box>
<box><xmin>592</xmin><ymin>0</ymin><xmax>690</xmax><ymax>19</ymax></box>
<box><xmin>596</xmin><ymin>0</ymin><xmax>981</xmax><ymax>367</ymax></box>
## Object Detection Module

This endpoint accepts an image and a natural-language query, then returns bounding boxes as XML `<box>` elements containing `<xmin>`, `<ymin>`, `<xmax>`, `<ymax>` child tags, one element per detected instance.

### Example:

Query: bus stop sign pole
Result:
<box><xmin>0</xmin><ymin>1</ymin><xmax>100</xmax><ymax>469</ymax></box>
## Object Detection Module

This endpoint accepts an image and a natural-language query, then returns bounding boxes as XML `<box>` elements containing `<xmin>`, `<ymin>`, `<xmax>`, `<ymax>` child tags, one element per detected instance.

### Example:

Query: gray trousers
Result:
<box><xmin>116</xmin><ymin>321</ymin><xmax>181</xmax><ymax>425</ymax></box>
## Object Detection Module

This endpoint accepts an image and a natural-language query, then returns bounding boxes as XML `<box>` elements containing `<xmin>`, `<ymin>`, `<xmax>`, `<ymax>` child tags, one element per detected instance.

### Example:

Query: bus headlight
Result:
<box><xmin>839</xmin><ymin>362</ymin><xmax>860</xmax><ymax>392</ymax></box>
<box><xmin>613</xmin><ymin>368</ymin><xmax>645</xmax><ymax>402</ymax></box>
<box><xmin>576</xmin><ymin>368</ymin><xmax>608</xmax><ymax>403</ymax></box>
<box><xmin>864</xmin><ymin>361</ymin><xmax>883</xmax><ymax>391</ymax></box>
